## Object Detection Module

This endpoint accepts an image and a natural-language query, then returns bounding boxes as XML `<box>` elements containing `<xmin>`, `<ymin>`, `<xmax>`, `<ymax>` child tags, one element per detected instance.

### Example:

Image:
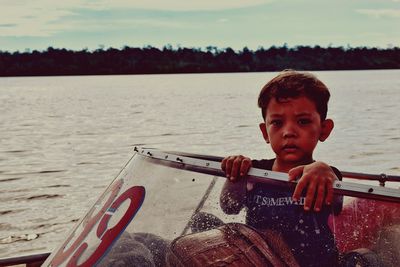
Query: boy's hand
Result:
<box><xmin>221</xmin><ymin>155</ymin><xmax>252</xmax><ymax>182</ymax></box>
<box><xmin>288</xmin><ymin>161</ymin><xmax>337</xmax><ymax>212</ymax></box>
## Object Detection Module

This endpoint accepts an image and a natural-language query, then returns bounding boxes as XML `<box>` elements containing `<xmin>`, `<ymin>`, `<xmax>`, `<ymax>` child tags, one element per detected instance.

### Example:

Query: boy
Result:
<box><xmin>220</xmin><ymin>70</ymin><xmax>343</xmax><ymax>266</ymax></box>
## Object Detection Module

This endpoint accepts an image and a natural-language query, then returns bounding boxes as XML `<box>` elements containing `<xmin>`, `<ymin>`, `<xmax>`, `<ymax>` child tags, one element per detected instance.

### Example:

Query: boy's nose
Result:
<box><xmin>282</xmin><ymin>125</ymin><xmax>297</xmax><ymax>138</ymax></box>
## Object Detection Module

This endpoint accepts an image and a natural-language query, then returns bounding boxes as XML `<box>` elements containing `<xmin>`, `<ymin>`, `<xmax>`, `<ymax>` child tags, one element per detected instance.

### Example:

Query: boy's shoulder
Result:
<box><xmin>251</xmin><ymin>158</ymin><xmax>275</xmax><ymax>170</ymax></box>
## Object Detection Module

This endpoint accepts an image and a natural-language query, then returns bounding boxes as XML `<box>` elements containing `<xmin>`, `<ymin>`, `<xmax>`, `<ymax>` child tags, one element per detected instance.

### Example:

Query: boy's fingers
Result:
<box><xmin>221</xmin><ymin>157</ymin><xmax>227</xmax><ymax>171</ymax></box>
<box><xmin>304</xmin><ymin>181</ymin><xmax>317</xmax><ymax>211</ymax></box>
<box><xmin>221</xmin><ymin>155</ymin><xmax>251</xmax><ymax>182</ymax></box>
<box><xmin>288</xmin><ymin>165</ymin><xmax>304</xmax><ymax>181</ymax></box>
<box><xmin>231</xmin><ymin>157</ymin><xmax>242</xmax><ymax>180</ymax></box>
<box><xmin>239</xmin><ymin>158</ymin><xmax>252</xmax><ymax>176</ymax></box>
<box><xmin>325</xmin><ymin>180</ymin><xmax>334</xmax><ymax>205</ymax></box>
<box><xmin>292</xmin><ymin>176</ymin><xmax>307</xmax><ymax>202</ymax></box>
<box><xmin>225</xmin><ymin>157</ymin><xmax>234</xmax><ymax>178</ymax></box>
<box><xmin>314</xmin><ymin>182</ymin><xmax>326</xmax><ymax>212</ymax></box>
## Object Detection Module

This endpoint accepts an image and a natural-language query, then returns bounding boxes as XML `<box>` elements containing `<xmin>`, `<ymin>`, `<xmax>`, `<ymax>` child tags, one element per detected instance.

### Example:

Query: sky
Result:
<box><xmin>0</xmin><ymin>0</ymin><xmax>399</xmax><ymax>52</ymax></box>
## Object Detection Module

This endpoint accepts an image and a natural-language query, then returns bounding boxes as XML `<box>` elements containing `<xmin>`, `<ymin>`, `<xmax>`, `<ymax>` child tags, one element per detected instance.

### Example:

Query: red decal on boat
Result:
<box><xmin>48</xmin><ymin>179</ymin><xmax>145</xmax><ymax>267</ymax></box>
<box><xmin>65</xmin><ymin>186</ymin><xmax>145</xmax><ymax>267</ymax></box>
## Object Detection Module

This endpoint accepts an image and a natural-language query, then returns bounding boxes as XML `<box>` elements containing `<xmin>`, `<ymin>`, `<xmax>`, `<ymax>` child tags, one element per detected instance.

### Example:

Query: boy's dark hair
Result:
<box><xmin>258</xmin><ymin>70</ymin><xmax>331</xmax><ymax>121</ymax></box>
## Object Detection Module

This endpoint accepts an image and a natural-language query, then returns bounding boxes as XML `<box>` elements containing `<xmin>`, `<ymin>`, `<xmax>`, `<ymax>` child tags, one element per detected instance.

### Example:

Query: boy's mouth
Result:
<box><xmin>282</xmin><ymin>144</ymin><xmax>298</xmax><ymax>152</ymax></box>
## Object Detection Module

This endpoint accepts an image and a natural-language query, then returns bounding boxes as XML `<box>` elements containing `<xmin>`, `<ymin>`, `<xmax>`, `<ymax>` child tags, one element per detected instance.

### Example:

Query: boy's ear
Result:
<box><xmin>319</xmin><ymin>119</ymin><xmax>334</xmax><ymax>142</ymax></box>
<box><xmin>259</xmin><ymin>123</ymin><xmax>270</xmax><ymax>143</ymax></box>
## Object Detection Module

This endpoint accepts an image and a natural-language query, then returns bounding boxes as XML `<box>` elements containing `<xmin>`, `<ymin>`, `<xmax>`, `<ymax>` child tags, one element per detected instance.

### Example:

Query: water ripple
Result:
<box><xmin>26</xmin><ymin>194</ymin><xmax>63</xmax><ymax>200</ymax></box>
<box><xmin>45</xmin><ymin>184</ymin><xmax>70</xmax><ymax>188</ymax></box>
<box><xmin>0</xmin><ymin>178</ymin><xmax>22</xmax><ymax>183</ymax></box>
<box><xmin>0</xmin><ymin>209</ymin><xmax>26</xmax><ymax>215</ymax></box>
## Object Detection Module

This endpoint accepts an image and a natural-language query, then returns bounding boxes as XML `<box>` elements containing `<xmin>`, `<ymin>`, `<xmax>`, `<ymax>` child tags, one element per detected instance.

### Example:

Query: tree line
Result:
<box><xmin>0</xmin><ymin>45</ymin><xmax>399</xmax><ymax>76</ymax></box>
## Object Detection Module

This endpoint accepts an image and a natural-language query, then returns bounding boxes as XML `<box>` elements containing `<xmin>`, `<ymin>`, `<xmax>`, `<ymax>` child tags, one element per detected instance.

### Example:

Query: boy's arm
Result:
<box><xmin>220</xmin><ymin>179</ymin><xmax>247</xmax><ymax>214</ymax></box>
<box><xmin>288</xmin><ymin>161</ymin><xmax>340</xmax><ymax>212</ymax></box>
<box><xmin>219</xmin><ymin>155</ymin><xmax>252</xmax><ymax>214</ymax></box>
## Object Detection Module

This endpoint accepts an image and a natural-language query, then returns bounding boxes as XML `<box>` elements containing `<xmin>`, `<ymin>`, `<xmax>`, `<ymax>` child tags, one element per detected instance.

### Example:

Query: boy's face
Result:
<box><xmin>259</xmin><ymin>96</ymin><xmax>333</xmax><ymax>168</ymax></box>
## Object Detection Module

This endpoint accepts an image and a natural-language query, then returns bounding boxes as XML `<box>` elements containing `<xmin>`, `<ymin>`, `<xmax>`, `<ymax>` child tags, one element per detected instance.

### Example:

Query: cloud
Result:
<box><xmin>356</xmin><ymin>9</ymin><xmax>400</xmax><ymax>19</ymax></box>
<box><xmin>0</xmin><ymin>0</ymin><xmax>272</xmax><ymax>37</ymax></box>
<box><xmin>81</xmin><ymin>0</ymin><xmax>272</xmax><ymax>11</ymax></box>
<box><xmin>0</xmin><ymin>1</ymin><xmax>78</xmax><ymax>37</ymax></box>
<box><xmin>217</xmin><ymin>18</ymin><xmax>229</xmax><ymax>23</ymax></box>
<box><xmin>0</xmin><ymin>24</ymin><xmax>17</xmax><ymax>28</ymax></box>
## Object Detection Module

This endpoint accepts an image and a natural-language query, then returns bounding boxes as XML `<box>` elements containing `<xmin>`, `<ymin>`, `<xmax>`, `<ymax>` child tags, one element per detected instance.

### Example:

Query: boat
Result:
<box><xmin>1</xmin><ymin>147</ymin><xmax>399</xmax><ymax>266</ymax></box>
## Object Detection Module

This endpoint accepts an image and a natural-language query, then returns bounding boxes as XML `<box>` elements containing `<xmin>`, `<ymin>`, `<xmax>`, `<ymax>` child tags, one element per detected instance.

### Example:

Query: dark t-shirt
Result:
<box><xmin>246</xmin><ymin>159</ymin><xmax>343</xmax><ymax>267</ymax></box>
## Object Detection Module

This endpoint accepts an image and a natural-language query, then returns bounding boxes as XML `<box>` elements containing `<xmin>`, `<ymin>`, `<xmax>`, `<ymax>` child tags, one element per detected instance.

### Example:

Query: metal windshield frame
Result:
<box><xmin>135</xmin><ymin>147</ymin><xmax>400</xmax><ymax>203</ymax></box>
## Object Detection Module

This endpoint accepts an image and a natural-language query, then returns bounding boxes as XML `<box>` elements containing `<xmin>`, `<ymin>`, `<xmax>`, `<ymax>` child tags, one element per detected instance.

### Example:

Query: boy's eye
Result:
<box><xmin>270</xmin><ymin>120</ymin><xmax>282</xmax><ymax>126</ymax></box>
<box><xmin>298</xmin><ymin>118</ymin><xmax>311</xmax><ymax>125</ymax></box>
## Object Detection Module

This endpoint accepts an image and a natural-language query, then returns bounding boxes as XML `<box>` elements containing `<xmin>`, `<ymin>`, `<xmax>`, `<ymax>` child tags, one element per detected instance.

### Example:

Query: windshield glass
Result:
<box><xmin>43</xmin><ymin>151</ymin><xmax>400</xmax><ymax>267</ymax></box>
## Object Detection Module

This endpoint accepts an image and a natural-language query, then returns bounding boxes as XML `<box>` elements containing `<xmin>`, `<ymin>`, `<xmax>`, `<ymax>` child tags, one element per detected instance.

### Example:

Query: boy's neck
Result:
<box><xmin>272</xmin><ymin>158</ymin><xmax>314</xmax><ymax>173</ymax></box>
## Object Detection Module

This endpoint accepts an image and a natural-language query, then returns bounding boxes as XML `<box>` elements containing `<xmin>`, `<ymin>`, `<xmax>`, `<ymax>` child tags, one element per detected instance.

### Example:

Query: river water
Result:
<box><xmin>0</xmin><ymin>70</ymin><xmax>399</xmax><ymax>258</ymax></box>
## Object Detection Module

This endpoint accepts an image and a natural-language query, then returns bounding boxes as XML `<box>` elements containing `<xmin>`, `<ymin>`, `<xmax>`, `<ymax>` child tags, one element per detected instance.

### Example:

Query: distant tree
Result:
<box><xmin>0</xmin><ymin>45</ymin><xmax>399</xmax><ymax>76</ymax></box>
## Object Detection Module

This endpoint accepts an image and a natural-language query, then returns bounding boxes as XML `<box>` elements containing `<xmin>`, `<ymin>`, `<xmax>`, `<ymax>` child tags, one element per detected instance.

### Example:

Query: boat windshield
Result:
<box><xmin>42</xmin><ymin>149</ymin><xmax>400</xmax><ymax>267</ymax></box>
